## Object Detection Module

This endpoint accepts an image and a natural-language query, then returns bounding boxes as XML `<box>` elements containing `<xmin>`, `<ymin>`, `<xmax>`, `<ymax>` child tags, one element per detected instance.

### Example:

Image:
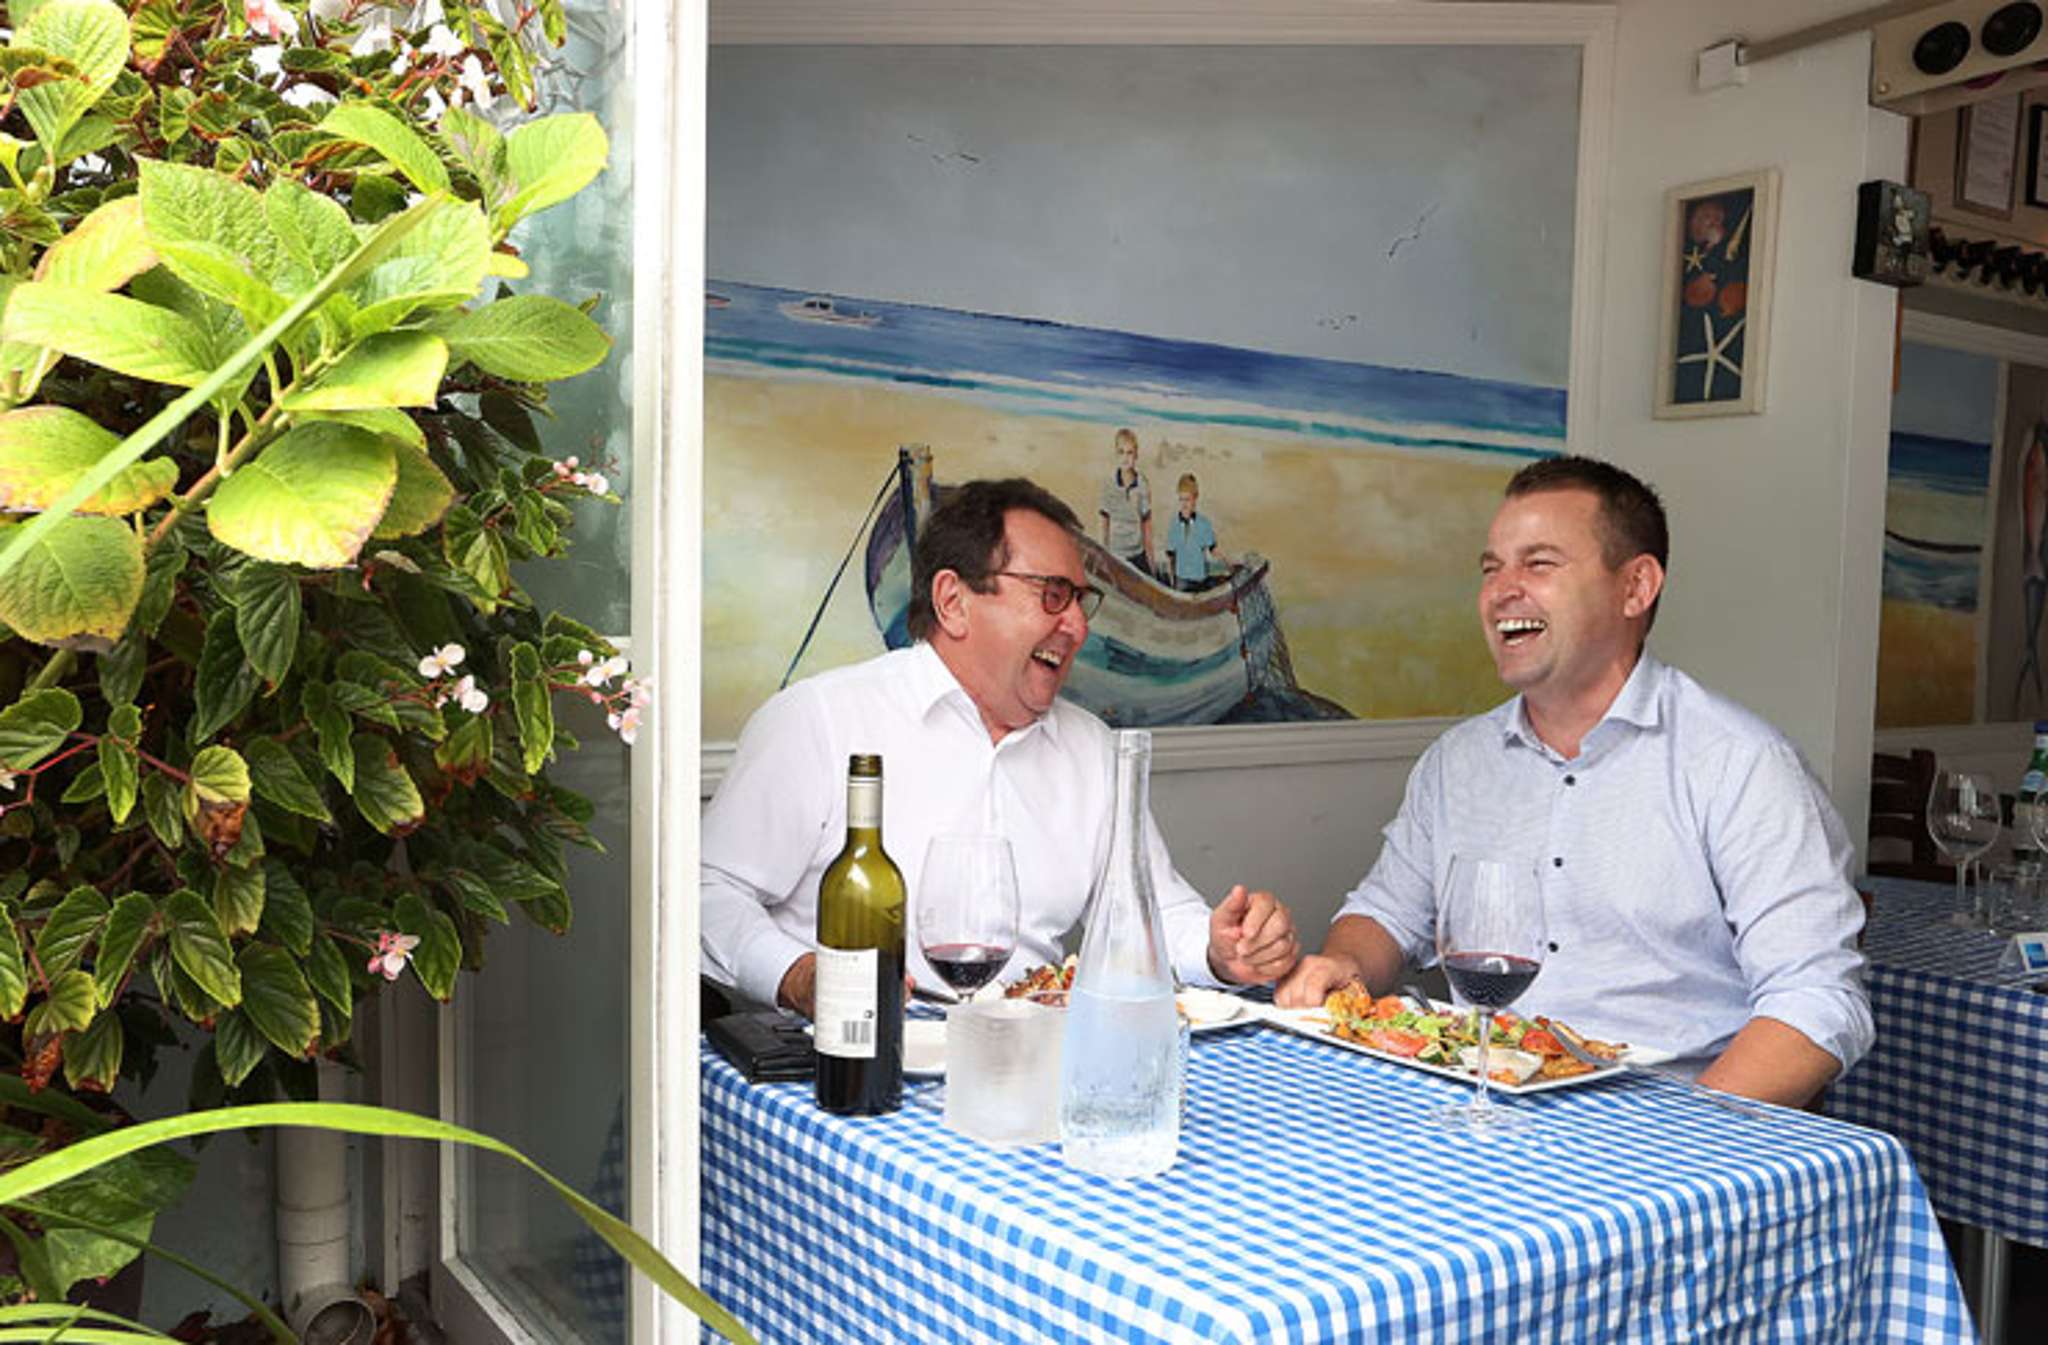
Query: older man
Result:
<box><xmin>1278</xmin><ymin>456</ymin><xmax>1870</xmax><ymax>1106</ymax></box>
<box><xmin>704</xmin><ymin>476</ymin><xmax>1300</xmax><ymax>1017</ymax></box>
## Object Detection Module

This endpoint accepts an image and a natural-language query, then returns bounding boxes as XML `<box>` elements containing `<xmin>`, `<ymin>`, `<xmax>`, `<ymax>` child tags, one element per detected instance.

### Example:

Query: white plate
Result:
<box><xmin>903</xmin><ymin>1018</ymin><xmax>946</xmax><ymax>1078</ymax></box>
<box><xmin>1256</xmin><ymin>1005</ymin><xmax>1629</xmax><ymax>1095</ymax></box>
<box><xmin>1177</xmin><ymin>987</ymin><xmax>1256</xmax><ymax>1033</ymax></box>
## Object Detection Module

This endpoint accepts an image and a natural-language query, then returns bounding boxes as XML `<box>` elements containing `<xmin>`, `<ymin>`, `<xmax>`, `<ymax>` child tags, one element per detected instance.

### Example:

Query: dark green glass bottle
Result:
<box><xmin>813</xmin><ymin>754</ymin><xmax>906</xmax><ymax>1115</ymax></box>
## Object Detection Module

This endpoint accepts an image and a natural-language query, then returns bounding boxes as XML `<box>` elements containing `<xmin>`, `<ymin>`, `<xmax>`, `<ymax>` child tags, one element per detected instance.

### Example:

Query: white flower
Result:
<box><xmin>0</xmin><ymin>767</ymin><xmax>16</xmax><ymax>793</ymax></box>
<box><xmin>308</xmin><ymin>0</ymin><xmax>348</xmax><ymax>18</ymax></box>
<box><xmin>421</xmin><ymin>23</ymin><xmax>465</xmax><ymax>57</ymax></box>
<box><xmin>411</xmin><ymin>0</ymin><xmax>445</xmax><ymax>26</ymax></box>
<box><xmin>421</xmin><ymin>87</ymin><xmax>449</xmax><ymax>124</ymax></box>
<box><xmin>577</xmin><ymin>649</ymin><xmax>596</xmax><ymax>667</ymax></box>
<box><xmin>418</xmin><ymin>643</ymin><xmax>466</xmax><ymax>679</ymax></box>
<box><xmin>368</xmin><ymin>930</ymin><xmax>421</xmax><ymax>981</ymax></box>
<box><xmin>582</xmin><ymin>653</ymin><xmax>627</xmax><ymax>688</ymax></box>
<box><xmin>582</xmin><ymin>472</ymin><xmax>609</xmax><ymax>496</ymax></box>
<box><xmin>350</xmin><ymin>16</ymin><xmax>396</xmax><ymax>55</ymax></box>
<box><xmin>615</xmin><ymin>706</ymin><xmax>641</xmax><ymax>747</ymax></box>
<box><xmin>627</xmin><ymin>678</ymin><xmax>653</xmax><ymax>709</ymax></box>
<box><xmin>249</xmin><ymin>43</ymin><xmax>284</xmax><ymax>78</ymax></box>
<box><xmin>456</xmin><ymin>53</ymin><xmax>494</xmax><ymax>111</ymax></box>
<box><xmin>245</xmin><ymin>0</ymin><xmax>293</xmax><ymax>40</ymax></box>
<box><xmin>281</xmin><ymin>83</ymin><xmax>337</xmax><ymax>109</ymax></box>
<box><xmin>453</xmin><ymin>674</ymin><xmax>489</xmax><ymax>714</ymax></box>
<box><xmin>388</xmin><ymin>44</ymin><xmax>413</xmax><ymax>77</ymax></box>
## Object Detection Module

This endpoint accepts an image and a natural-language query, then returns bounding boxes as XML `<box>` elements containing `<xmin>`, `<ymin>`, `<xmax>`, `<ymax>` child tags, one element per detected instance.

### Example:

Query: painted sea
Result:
<box><xmin>1882</xmin><ymin>431</ymin><xmax>1989</xmax><ymax>613</ymax></box>
<box><xmin>701</xmin><ymin>282</ymin><xmax>1567</xmax><ymax>740</ymax></box>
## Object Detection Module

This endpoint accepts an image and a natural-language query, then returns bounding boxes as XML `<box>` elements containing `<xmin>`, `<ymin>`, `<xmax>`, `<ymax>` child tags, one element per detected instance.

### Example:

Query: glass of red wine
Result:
<box><xmin>913</xmin><ymin>835</ymin><xmax>1021</xmax><ymax>1109</ymax></box>
<box><xmin>1435</xmin><ymin>854</ymin><xmax>1546</xmax><ymax>1131</ymax></box>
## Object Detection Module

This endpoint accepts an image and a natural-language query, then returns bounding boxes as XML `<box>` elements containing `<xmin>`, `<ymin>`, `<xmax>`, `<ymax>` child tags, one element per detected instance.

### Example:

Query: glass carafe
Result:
<box><xmin>1058</xmin><ymin>730</ymin><xmax>1183</xmax><ymax>1178</ymax></box>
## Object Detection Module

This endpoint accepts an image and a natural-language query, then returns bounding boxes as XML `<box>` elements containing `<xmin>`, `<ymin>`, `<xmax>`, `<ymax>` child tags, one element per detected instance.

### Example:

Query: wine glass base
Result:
<box><xmin>1435</xmin><ymin>1099</ymin><xmax>1524</xmax><ymax>1131</ymax></box>
<box><xmin>908</xmin><ymin>1081</ymin><xmax>946</xmax><ymax>1113</ymax></box>
<box><xmin>1948</xmin><ymin>911</ymin><xmax>1990</xmax><ymax>930</ymax></box>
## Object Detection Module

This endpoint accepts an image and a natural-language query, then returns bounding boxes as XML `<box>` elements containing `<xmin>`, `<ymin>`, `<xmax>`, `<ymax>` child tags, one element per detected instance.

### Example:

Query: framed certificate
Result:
<box><xmin>1958</xmin><ymin>95</ymin><xmax>2022</xmax><ymax>219</ymax></box>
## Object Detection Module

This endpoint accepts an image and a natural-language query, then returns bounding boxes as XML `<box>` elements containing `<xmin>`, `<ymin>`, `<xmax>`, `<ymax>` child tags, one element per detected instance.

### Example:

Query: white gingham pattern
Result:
<box><xmin>701</xmin><ymin>1021</ymin><xmax>1968</xmax><ymax>1343</ymax></box>
<box><xmin>1830</xmin><ymin>876</ymin><xmax>2048</xmax><ymax>1248</ymax></box>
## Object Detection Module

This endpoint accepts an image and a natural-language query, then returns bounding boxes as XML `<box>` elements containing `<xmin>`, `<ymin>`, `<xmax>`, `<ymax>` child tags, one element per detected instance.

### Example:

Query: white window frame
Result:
<box><xmin>423</xmin><ymin>0</ymin><xmax>709</xmax><ymax>1341</ymax></box>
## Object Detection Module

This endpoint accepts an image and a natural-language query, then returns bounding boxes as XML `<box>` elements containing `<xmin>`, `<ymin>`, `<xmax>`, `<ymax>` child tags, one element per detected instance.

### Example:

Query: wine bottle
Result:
<box><xmin>813</xmin><ymin>753</ymin><xmax>907</xmax><ymax>1115</ymax></box>
<box><xmin>2015</xmin><ymin>723</ymin><xmax>2048</xmax><ymax>868</ymax></box>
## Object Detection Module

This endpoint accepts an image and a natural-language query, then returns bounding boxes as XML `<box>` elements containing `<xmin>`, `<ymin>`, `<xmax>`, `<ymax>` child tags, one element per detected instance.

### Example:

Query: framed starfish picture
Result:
<box><xmin>1654</xmin><ymin>168</ymin><xmax>1781</xmax><ymax>419</ymax></box>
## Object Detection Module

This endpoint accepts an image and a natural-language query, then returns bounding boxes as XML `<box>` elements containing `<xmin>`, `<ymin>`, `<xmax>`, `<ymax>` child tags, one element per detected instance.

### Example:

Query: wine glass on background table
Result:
<box><xmin>1927</xmin><ymin>771</ymin><xmax>2000</xmax><ymax>929</ymax></box>
<box><xmin>1435</xmin><ymin>855</ymin><xmax>1546</xmax><ymax>1131</ymax></box>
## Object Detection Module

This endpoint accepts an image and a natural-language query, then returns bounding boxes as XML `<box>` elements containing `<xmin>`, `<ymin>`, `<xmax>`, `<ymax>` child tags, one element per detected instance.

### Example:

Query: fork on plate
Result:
<box><xmin>1541</xmin><ymin>1018</ymin><xmax>1770</xmax><ymax>1119</ymax></box>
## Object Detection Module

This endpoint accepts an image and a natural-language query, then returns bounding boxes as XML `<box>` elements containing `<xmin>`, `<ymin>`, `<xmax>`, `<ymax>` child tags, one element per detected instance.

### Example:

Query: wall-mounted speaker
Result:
<box><xmin>1872</xmin><ymin>0</ymin><xmax>2048</xmax><ymax>115</ymax></box>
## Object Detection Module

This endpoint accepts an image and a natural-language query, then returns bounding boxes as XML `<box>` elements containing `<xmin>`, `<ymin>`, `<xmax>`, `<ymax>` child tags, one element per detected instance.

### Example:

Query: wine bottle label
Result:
<box><xmin>813</xmin><ymin>947</ymin><xmax>879</xmax><ymax>1059</ymax></box>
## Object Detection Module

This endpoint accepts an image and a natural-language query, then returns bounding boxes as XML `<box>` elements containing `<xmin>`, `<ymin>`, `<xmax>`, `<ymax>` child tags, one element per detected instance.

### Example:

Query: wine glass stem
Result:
<box><xmin>1474</xmin><ymin>1010</ymin><xmax>1494</xmax><ymax>1112</ymax></box>
<box><xmin>1957</xmin><ymin>862</ymin><xmax>1969</xmax><ymax>919</ymax></box>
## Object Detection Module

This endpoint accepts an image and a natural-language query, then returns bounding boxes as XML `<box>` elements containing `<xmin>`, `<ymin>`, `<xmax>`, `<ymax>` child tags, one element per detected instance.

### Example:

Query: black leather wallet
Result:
<box><xmin>706</xmin><ymin>1009</ymin><xmax>816</xmax><ymax>1084</ymax></box>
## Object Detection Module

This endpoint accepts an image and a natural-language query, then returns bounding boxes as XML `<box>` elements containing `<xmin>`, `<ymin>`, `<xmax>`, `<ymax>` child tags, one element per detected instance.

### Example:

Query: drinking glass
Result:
<box><xmin>1927</xmin><ymin>771</ymin><xmax>2000</xmax><ymax>929</ymax></box>
<box><xmin>1435</xmin><ymin>855</ymin><xmax>1547</xmax><ymax>1131</ymax></box>
<box><xmin>913</xmin><ymin>835</ymin><xmax>1021</xmax><ymax>1110</ymax></box>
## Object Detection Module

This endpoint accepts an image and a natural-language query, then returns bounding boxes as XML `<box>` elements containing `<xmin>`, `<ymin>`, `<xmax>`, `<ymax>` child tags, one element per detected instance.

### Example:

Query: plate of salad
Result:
<box><xmin>1260</xmin><ymin>985</ymin><xmax>1631</xmax><ymax>1094</ymax></box>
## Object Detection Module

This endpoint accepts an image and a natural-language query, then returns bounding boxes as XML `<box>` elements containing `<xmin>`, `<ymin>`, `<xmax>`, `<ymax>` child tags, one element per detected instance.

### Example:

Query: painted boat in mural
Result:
<box><xmin>778</xmin><ymin>295</ymin><xmax>882</xmax><ymax>327</ymax></box>
<box><xmin>862</xmin><ymin>447</ymin><xmax>1299</xmax><ymax>726</ymax></box>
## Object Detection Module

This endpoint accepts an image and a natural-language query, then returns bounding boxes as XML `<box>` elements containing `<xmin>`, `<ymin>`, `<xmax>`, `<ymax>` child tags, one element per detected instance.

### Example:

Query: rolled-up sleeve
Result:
<box><xmin>1334</xmin><ymin>742</ymin><xmax>1446</xmax><ymax>966</ymax></box>
<box><xmin>1706</xmin><ymin>740</ymin><xmax>1875</xmax><ymax>1073</ymax></box>
<box><xmin>700</xmin><ymin>685</ymin><xmax>836</xmax><ymax>1008</ymax></box>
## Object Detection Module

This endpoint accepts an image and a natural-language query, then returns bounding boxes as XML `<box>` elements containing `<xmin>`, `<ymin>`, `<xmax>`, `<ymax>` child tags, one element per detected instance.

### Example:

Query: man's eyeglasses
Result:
<box><xmin>992</xmin><ymin>570</ymin><xmax>1105</xmax><ymax>619</ymax></box>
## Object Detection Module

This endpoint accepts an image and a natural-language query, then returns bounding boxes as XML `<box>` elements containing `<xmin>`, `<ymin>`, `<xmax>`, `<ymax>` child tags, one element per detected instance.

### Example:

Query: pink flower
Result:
<box><xmin>368</xmin><ymin>931</ymin><xmax>420</xmax><ymax>981</ymax></box>
<box><xmin>245</xmin><ymin>0</ymin><xmax>293</xmax><ymax>40</ymax></box>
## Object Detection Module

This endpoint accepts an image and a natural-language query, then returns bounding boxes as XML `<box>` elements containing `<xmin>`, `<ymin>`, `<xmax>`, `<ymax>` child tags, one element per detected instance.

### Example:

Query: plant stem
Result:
<box><xmin>24</xmin><ymin>650</ymin><xmax>75</xmax><ymax>693</ymax></box>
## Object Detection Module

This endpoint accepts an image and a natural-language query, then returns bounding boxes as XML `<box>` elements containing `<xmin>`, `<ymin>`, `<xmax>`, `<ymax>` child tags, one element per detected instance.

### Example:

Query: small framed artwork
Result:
<box><xmin>1654</xmin><ymin>168</ymin><xmax>1780</xmax><ymax>419</ymax></box>
<box><xmin>1957</xmin><ymin>95</ymin><xmax>2021</xmax><ymax>218</ymax></box>
<box><xmin>2027</xmin><ymin>104</ymin><xmax>2048</xmax><ymax>208</ymax></box>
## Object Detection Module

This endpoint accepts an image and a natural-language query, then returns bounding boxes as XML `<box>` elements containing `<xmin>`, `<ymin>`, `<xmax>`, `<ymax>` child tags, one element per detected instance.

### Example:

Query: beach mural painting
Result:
<box><xmin>704</xmin><ymin>45</ymin><xmax>1582</xmax><ymax>741</ymax></box>
<box><xmin>1986</xmin><ymin>361</ymin><xmax>2048</xmax><ymax>726</ymax></box>
<box><xmin>1878</xmin><ymin>342</ymin><xmax>1996</xmax><ymax>729</ymax></box>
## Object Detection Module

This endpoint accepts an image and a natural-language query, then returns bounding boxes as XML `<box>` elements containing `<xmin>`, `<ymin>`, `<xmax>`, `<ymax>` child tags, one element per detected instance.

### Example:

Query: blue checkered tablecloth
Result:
<box><xmin>1830</xmin><ymin>875</ymin><xmax>2048</xmax><ymax>1249</ymax></box>
<box><xmin>701</xmin><ymin>1018</ymin><xmax>1968</xmax><ymax>1343</ymax></box>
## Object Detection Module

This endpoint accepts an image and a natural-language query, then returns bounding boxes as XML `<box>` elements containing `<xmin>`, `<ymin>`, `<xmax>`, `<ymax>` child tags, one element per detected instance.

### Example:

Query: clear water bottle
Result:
<box><xmin>1059</xmin><ymin>730</ymin><xmax>1184</xmax><ymax>1179</ymax></box>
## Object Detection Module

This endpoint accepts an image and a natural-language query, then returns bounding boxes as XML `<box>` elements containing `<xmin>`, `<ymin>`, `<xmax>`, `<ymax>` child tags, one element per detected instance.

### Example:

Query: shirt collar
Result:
<box><xmin>1497</xmin><ymin>647</ymin><xmax>1666</xmax><ymax>750</ymax></box>
<box><xmin>907</xmin><ymin>641</ymin><xmax>1060</xmax><ymax>746</ymax></box>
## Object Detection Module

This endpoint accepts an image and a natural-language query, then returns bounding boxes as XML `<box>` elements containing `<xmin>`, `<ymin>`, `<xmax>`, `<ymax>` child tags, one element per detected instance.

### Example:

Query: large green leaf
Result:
<box><xmin>139</xmin><ymin>773</ymin><xmax>181</xmax><ymax>850</ymax></box>
<box><xmin>91</xmin><ymin>892</ymin><xmax>153</xmax><ymax>1007</ymax></box>
<box><xmin>191</xmin><ymin>610</ymin><xmax>259</xmax><ymax>744</ymax></box>
<box><xmin>212</xmin><ymin>864</ymin><xmax>263</xmax><ymax>937</ymax></box>
<box><xmin>35</xmin><ymin>195</ymin><xmax>156</xmax><ymax>292</ymax></box>
<box><xmin>350</xmin><ymin>734</ymin><xmax>424</xmax><ymax>835</ymax></box>
<box><xmin>1</xmin><ymin>283</ymin><xmax>216</xmax><ymax>386</ymax></box>
<box><xmin>32</xmin><ymin>886</ymin><xmax>107</xmax><ymax>979</ymax></box>
<box><xmin>0</xmin><ymin>1102</ymin><xmax>757</xmax><ymax>1345</ymax></box>
<box><xmin>236</xmin><ymin>943</ymin><xmax>317</xmax><ymax>1058</ymax></box>
<box><xmin>442</xmin><ymin>503</ymin><xmax>509</xmax><ymax>603</ymax></box>
<box><xmin>348</xmin><ymin>198</ymin><xmax>490</xmax><ymax>336</ymax></box>
<box><xmin>0</xmin><ymin>688</ymin><xmax>81</xmax><ymax>770</ymax></box>
<box><xmin>256</xmin><ymin>860</ymin><xmax>313</xmax><ymax>956</ymax></box>
<box><xmin>61</xmin><ymin>1009</ymin><xmax>122</xmax><ymax>1091</ymax></box>
<box><xmin>299</xmin><ymin>406</ymin><xmax>426</xmax><ymax>452</ymax></box>
<box><xmin>136</xmin><ymin>158</ymin><xmax>285</xmax><ymax>323</ymax></box>
<box><xmin>245</xmin><ymin>736</ymin><xmax>328</xmax><ymax>823</ymax></box>
<box><xmin>207</xmin><ymin>421</ymin><xmax>396</xmax><ymax>569</ymax></box>
<box><xmin>321</xmin><ymin>102</ymin><xmax>449</xmax><ymax>195</ymax></box>
<box><xmin>211</xmin><ymin>1009</ymin><xmax>267</xmax><ymax>1087</ymax></box>
<box><xmin>0</xmin><ymin>515</ymin><xmax>142</xmax><ymax>647</ymax></box>
<box><xmin>25</xmin><ymin>968</ymin><xmax>97</xmax><ymax>1036</ymax></box>
<box><xmin>262</xmin><ymin>178</ymin><xmax>358</xmax><ymax>294</ymax></box>
<box><xmin>230</xmin><ymin>563</ymin><xmax>300</xmax><ymax>688</ymax></box>
<box><xmin>162</xmin><ymin>888</ymin><xmax>240</xmax><ymax>1009</ymax></box>
<box><xmin>95</xmin><ymin>715</ymin><xmax>138</xmax><ymax>824</ymax></box>
<box><xmin>132</xmin><ymin>543</ymin><xmax>185</xmax><ymax>637</ymax></box>
<box><xmin>186</xmin><ymin>743</ymin><xmax>250</xmax><ymax>808</ymax></box>
<box><xmin>299</xmin><ymin>682</ymin><xmax>354</xmax><ymax>791</ymax></box>
<box><xmin>278</xmin><ymin>330</ymin><xmax>447</xmax><ymax>412</ymax></box>
<box><xmin>304</xmin><ymin>933</ymin><xmax>351</xmax><ymax>1015</ymax></box>
<box><xmin>510</xmin><ymin>641</ymin><xmax>552</xmax><ymax>773</ymax></box>
<box><xmin>500</xmin><ymin>112</ymin><xmax>608</xmax><ymax>226</ymax></box>
<box><xmin>439</xmin><ymin>105</ymin><xmax>506</xmax><ymax>204</ymax></box>
<box><xmin>373</xmin><ymin>441</ymin><xmax>454</xmax><ymax>539</ymax></box>
<box><xmin>15</xmin><ymin>1</ymin><xmax>130</xmax><ymax>163</ymax></box>
<box><xmin>0</xmin><ymin>407</ymin><xmax>178</xmax><ymax>517</ymax></box>
<box><xmin>441</xmin><ymin>295</ymin><xmax>609</xmax><ymax>382</ymax></box>
<box><xmin>0</xmin><ymin>908</ymin><xmax>28</xmax><ymax>1018</ymax></box>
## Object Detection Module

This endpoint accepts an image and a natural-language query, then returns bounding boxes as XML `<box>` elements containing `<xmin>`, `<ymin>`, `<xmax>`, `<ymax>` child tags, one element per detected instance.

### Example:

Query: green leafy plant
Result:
<box><xmin>0</xmin><ymin>0</ymin><xmax>644</xmax><ymax>1301</ymax></box>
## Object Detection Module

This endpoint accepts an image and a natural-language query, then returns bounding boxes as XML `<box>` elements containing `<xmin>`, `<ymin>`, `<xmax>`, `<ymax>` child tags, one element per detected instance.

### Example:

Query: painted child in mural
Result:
<box><xmin>1166</xmin><ymin>472</ymin><xmax>1228</xmax><ymax>592</ymax></box>
<box><xmin>1098</xmin><ymin>427</ymin><xmax>1156</xmax><ymax>576</ymax></box>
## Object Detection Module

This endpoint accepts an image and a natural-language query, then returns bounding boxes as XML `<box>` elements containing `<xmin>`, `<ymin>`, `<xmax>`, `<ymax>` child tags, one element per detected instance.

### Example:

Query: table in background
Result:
<box><xmin>701</xmin><ymin>1021</ymin><xmax>1967</xmax><ymax>1343</ymax></box>
<box><xmin>1832</xmin><ymin>875</ymin><xmax>2048</xmax><ymax>1342</ymax></box>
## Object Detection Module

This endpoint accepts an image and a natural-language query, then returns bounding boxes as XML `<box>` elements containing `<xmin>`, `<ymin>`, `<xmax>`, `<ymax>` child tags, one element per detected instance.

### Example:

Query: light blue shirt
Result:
<box><xmin>1336</xmin><ymin>651</ymin><xmax>1873</xmax><ymax>1075</ymax></box>
<box><xmin>1167</xmin><ymin>511</ymin><xmax>1216</xmax><ymax>584</ymax></box>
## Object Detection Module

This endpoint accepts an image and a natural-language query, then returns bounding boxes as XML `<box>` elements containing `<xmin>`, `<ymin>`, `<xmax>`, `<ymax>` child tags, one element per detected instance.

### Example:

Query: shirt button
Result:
<box><xmin>1564</xmin><ymin>775</ymin><xmax>1577</xmax><ymax>786</ymax></box>
<box><xmin>1552</xmin><ymin>857</ymin><xmax>1564</xmax><ymax>868</ymax></box>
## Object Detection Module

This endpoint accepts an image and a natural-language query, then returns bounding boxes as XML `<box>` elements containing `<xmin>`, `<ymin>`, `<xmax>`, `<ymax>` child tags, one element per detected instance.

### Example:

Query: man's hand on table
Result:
<box><xmin>1273</xmin><ymin>952</ymin><xmax>1366</xmax><ymax>1008</ymax></box>
<box><xmin>1206</xmin><ymin>886</ymin><xmax>1300</xmax><ymax>984</ymax></box>
<box><xmin>774</xmin><ymin>952</ymin><xmax>915</xmax><ymax>1020</ymax></box>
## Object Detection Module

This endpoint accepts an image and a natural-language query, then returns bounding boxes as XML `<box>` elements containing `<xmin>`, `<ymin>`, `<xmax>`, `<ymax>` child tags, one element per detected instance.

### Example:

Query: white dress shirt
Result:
<box><xmin>702</xmin><ymin>642</ymin><xmax>1223</xmax><ymax>1008</ymax></box>
<box><xmin>1337</xmin><ymin>651</ymin><xmax>1873</xmax><ymax>1076</ymax></box>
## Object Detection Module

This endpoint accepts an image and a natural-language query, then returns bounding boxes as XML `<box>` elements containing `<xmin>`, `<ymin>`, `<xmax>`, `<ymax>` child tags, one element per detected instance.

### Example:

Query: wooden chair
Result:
<box><xmin>1866</xmin><ymin>748</ymin><xmax>1954</xmax><ymax>882</ymax></box>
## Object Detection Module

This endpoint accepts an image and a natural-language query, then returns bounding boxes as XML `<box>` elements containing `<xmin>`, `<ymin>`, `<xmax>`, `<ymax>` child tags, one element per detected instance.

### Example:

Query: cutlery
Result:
<box><xmin>1541</xmin><ymin>1018</ymin><xmax>1770</xmax><ymax>1119</ymax></box>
